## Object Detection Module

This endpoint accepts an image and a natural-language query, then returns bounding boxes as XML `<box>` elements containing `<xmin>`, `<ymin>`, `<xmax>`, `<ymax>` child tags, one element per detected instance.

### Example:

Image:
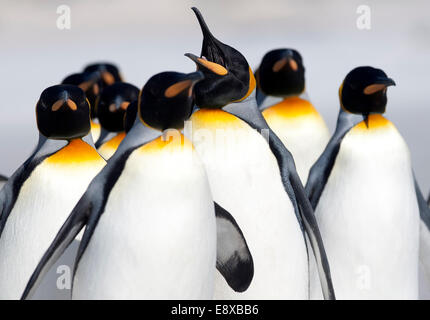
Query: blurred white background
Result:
<box><xmin>0</xmin><ymin>0</ymin><xmax>429</xmax><ymax>192</ymax></box>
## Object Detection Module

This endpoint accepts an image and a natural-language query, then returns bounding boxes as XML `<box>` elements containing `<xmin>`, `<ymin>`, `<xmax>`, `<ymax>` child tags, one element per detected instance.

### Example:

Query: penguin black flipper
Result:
<box><xmin>214</xmin><ymin>202</ymin><xmax>254</xmax><ymax>292</ymax></box>
<box><xmin>223</xmin><ymin>95</ymin><xmax>336</xmax><ymax>300</ymax></box>
<box><xmin>413</xmin><ymin>175</ymin><xmax>430</xmax><ymax>296</ymax></box>
<box><xmin>0</xmin><ymin>174</ymin><xmax>7</xmax><ymax>181</ymax></box>
<box><xmin>305</xmin><ymin>110</ymin><xmax>363</xmax><ymax>209</ymax></box>
<box><xmin>0</xmin><ymin>138</ymin><xmax>68</xmax><ymax>236</ymax></box>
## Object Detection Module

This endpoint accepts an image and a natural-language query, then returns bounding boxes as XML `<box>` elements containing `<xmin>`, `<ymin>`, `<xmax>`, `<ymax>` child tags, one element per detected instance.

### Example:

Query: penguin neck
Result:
<box><xmin>113</xmin><ymin>119</ymin><xmax>161</xmax><ymax>155</ymax></box>
<box><xmin>222</xmin><ymin>89</ymin><xmax>271</xmax><ymax>130</ymax></box>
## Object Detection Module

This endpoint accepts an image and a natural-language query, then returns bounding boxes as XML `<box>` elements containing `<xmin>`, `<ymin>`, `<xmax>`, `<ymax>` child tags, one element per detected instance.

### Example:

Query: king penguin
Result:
<box><xmin>22</xmin><ymin>71</ymin><xmax>254</xmax><ymax>300</ymax></box>
<box><xmin>184</xmin><ymin>7</ymin><xmax>334</xmax><ymax>300</ymax></box>
<box><xmin>95</xmin><ymin>82</ymin><xmax>139</xmax><ymax>159</ymax></box>
<box><xmin>255</xmin><ymin>49</ymin><xmax>330</xmax><ymax>183</ymax></box>
<box><xmin>305</xmin><ymin>66</ymin><xmax>426</xmax><ymax>299</ymax></box>
<box><xmin>62</xmin><ymin>72</ymin><xmax>102</xmax><ymax>142</ymax></box>
<box><xmin>0</xmin><ymin>85</ymin><xmax>106</xmax><ymax>299</ymax></box>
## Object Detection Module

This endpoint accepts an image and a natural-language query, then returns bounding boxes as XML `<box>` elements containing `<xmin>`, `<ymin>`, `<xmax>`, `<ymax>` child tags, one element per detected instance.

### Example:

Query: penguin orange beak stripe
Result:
<box><xmin>164</xmin><ymin>72</ymin><xmax>205</xmax><ymax>98</ymax></box>
<box><xmin>52</xmin><ymin>99</ymin><xmax>78</xmax><ymax>111</ymax></box>
<box><xmin>363</xmin><ymin>84</ymin><xmax>389</xmax><ymax>95</ymax></box>
<box><xmin>363</xmin><ymin>78</ymin><xmax>396</xmax><ymax>95</ymax></box>
<box><xmin>165</xmin><ymin>80</ymin><xmax>193</xmax><ymax>98</ymax></box>
<box><xmin>185</xmin><ymin>53</ymin><xmax>228</xmax><ymax>76</ymax></box>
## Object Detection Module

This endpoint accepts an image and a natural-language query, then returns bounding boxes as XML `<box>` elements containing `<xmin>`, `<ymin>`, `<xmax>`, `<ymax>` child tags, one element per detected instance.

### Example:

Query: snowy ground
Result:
<box><xmin>0</xmin><ymin>0</ymin><xmax>429</xmax><ymax>193</ymax></box>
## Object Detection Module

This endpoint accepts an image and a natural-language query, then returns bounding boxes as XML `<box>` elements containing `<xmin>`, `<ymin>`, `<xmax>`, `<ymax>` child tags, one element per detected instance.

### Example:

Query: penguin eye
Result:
<box><xmin>363</xmin><ymin>84</ymin><xmax>388</xmax><ymax>95</ymax></box>
<box><xmin>197</xmin><ymin>58</ymin><xmax>228</xmax><ymax>76</ymax></box>
<box><xmin>164</xmin><ymin>80</ymin><xmax>193</xmax><ymax>98</ymax></box>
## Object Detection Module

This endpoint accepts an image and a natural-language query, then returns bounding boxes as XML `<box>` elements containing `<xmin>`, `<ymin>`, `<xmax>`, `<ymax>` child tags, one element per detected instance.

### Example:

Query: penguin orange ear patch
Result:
<box><xmin>289</xmin><ymin>59</ymin><xmax>298</xmax><ymax>71</ymax></box>
<box><xmin>52</xmin><ymin>99</ymin><xmax>77</xmax><ymax>111</ymax></box>
<box><xmin>364</xmin><ymin>84</ymin><xmax>388</xmax><ymax>95</ymax></box>
<box><xmin>197</xmin><ymin>58</ymin><xmax>228</xmax><ymax>76</ymax></box>
<box><xmin>120</xmin><ymin>101</ymin><xmax>130</xmax><ymax>110</ymax></box>
<box><xmin>102</xmin><ymin>72</ymin><xmax>115</xmax><ymax>85</ymax></box>
<box><xmin>272</xmin><ymin>58</ymin><xmax>287</xmax><ymax>72</ymax></box>
<box><xmin>78</xmin><ymin>81</ymin><xmax>93</xmax><ymax>92</ymax></box>
<box><xmin>165</xmin><ymin>80</ymin><xmax>193</xmax><ymax>98</ymax></box>
<box><xmin>272</xmin><ymin>58</ymin><xmax>298</xmax><ymax>72</ymax></box>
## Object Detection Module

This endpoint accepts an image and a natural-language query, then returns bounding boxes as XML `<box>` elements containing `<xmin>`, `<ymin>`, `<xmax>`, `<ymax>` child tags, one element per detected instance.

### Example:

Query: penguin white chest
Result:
<box><xmin>188</xmin><ymin>109</ymin><xmax>308</xmax><ymax>299</ymax></box>
<box><xmin>313</xmin><ymin>116</ymin><xmax>419</xmax><ymax>299</ymax></box>
<box><xmin>73</xmin><ymin>136</ymin><xmax>216</xmax><ymax>299</ymax></box>
<box><xmin>0</xmin><ymin>141</ymin><xmax>105</xmax><ymax>299</ymax></box>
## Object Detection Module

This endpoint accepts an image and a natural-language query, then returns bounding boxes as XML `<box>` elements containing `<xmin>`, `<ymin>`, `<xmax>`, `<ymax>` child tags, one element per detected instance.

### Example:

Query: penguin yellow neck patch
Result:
<box><xmin>139</xmin><ymin>132</ymin><xmax>193</xmax><ymax>154</ymax></box>
<box><xmin>232</xmin><ymin>67</ymin><xmax>256</xmax><ymax>103</ymax></box>
<box><xmin>91</xmin><ymin>120</ymin><xmax>101</xmax><ymax>131</ymax></box>
<box><xmin>191</xmin><ymin>109</ymin><xmax>244</xmax><ymax>130</ymax></box>
<box><xmin>353</xmin><ymin>114</ymin><xmax>392</xmax><ymax>131</ymax></box>
<box><xmin>100</xmin><ymin>132</ymin><xmax>126</xmax><ymax>150</ymax></box>
<box><xmin>263</xmin><ymin>97</ymin><xmax>320</xmax><ymax>119</ymax></box>
<box><xmin>46</xmin><ymin>139</ymin><xmax>104</xmax><ymax>164</ymax></box>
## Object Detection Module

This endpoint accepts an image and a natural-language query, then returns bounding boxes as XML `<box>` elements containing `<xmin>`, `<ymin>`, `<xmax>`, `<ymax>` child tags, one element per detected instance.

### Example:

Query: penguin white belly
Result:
<box><xmin>262</xmin><ymin>97</ymin><xmax>330</xmax><ymax>183</ymax></box>
<box><xmin>188</xmin><ymin>109</ymin><xmax>308</xmax><ymax>300</ymax></box>
<box><xmin>73</xmin><ymin>135</ymin><xmax>216</xmax><ymax>299</ymax></box>
<box><xmin>311</xmin><ymin>116</ymin><xmax>419</xmax><ymax>300</ymax></box>
<box><xmin>0</xmin><ymin>141</ymin><xmax>105</xmax><ymax>299</ymax></box>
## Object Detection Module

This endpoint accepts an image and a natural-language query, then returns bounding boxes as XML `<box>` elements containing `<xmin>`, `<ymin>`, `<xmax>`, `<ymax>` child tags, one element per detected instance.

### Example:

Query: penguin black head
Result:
<box><xmin>83</xmin><ymin>63</ymin><xmax>123</xmax><ymax>89</ymax></box>
<box><xmin>257</xmin><ymin>48</ymin><xmax>305</xmax><ymax>97</ymax></box>
<box><xmin>97</xmin><ymin>82</ymin><xmax>139</xmax><ymax>132</ymax></box>
<box><xmin>139</xmin><ymin>71</ymin><xmax>204</xmax><ymax>131</ymax></box>
<box><xmin>36</xmin><ymin>85</ymin><xmax>90</xmax><ymax>140</ymax></box>
<box><xmin>340</xmin><ymin>66</ymin><xmax>395</xmax><ymax>116</ymax></box>
<box><xmin>124</xmin><ymin>100</ymin><xmax>138</xmax><ymax>133</ymax></box>
<box><xmin>62</xmin><ymin>72</ymin><xmax>100</xmax><ymax>118</ymax></box>
<box><xmin>185</xmin><ymin>7</ymin><xmax>255</xmax><ymax>109</ymax></box>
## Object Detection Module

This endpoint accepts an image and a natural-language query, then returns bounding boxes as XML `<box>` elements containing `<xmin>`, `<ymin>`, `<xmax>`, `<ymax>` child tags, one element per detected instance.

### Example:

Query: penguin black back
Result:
<box><xmin>257</xmin><ymin>48</ymin><xmax>305</xmax><ymax>97</ymax></box>
<box><xmin>97</xmin><ymin>82</ymin><xmax>139</xmax><ymax>132</ymax></box>
<box><xmin>36</xmin><ymin>85</ymin><xmax>90</xmax><ymax>140</ymax></box>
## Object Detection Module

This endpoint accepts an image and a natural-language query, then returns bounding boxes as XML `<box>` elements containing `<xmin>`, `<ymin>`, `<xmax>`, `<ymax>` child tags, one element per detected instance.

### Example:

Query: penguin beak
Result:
<box><xmin>363</xmin><ymin>77</ymin><xmax>396</xmax><ymax>95</ymax></box>
<box><xmin>191</xmin><ymin>7</ymin><xmax>228</xmax><ymax>69</ymax></box>
<box><xmin>184</xmin><ymin>70</ymin><xmax>205</xmax><ymax>83</ymax></box>
<box><xmin>51</xmin><ymin>98</ymin><xmax>78</xmax><ymax>112</ymax></box>
<box><xmin>164</xmin><ymin>71</ymin><xmax>204</xmax><ymax>99</ymax></box>
<box><xmin>185</xmin><ymin>53</ymin><xmax>228</xmax><ymax>76</ymax></box>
